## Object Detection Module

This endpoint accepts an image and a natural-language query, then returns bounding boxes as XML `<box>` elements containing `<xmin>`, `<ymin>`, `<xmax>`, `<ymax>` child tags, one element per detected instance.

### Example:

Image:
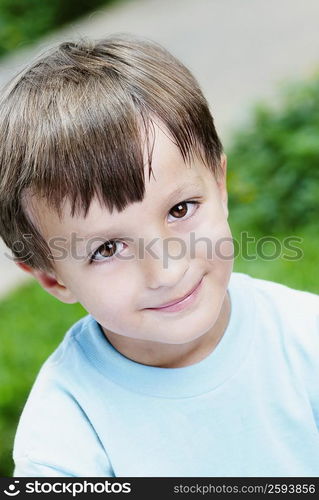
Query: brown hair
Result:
<box><xmin>0</xmin><ymin>34</ymin><xmax>223</xmax><ymax>272</ymax></box>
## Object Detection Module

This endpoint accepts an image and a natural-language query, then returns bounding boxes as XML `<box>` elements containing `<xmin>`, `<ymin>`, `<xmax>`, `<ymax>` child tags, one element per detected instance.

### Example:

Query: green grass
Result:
<box><xmin>230</xmin><ymin>221</ymin><xmax>318</xmax><ymax>294</ymax></box>
<box><xmin>0</xmin><ymin>222</ymin><xmax>317</xmax><ymax>476</ymax></box>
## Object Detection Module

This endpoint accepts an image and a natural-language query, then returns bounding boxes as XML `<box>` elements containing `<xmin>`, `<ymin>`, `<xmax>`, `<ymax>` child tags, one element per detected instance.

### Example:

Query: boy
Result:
<box><xmin>0</xmin><ymin>34</ymin><xmax>318</xmax><ymax>477</ymax></box>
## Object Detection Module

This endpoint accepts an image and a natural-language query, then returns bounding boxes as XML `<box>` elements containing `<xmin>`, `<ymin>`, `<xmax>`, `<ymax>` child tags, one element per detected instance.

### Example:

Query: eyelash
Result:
<box><xmin>89</xmin><ymin>200</ymin><xmax>200</xmax><ymax>264</ymax></box>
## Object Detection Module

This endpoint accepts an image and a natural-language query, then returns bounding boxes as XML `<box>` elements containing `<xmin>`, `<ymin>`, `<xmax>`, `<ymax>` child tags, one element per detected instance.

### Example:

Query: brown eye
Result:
<box><xmin>168</xmin><ymin>201</ymin><xmax>199</xmax><ymax>222</ymax></box>
<box><xmin>90</xmin><ymin>240</ymin><xmax>124</xmax><ymax>263</ymax></box>
<box><xmin>99</xmin><ymin>241</ymin><xmax>117</xmax><ymax>257</ymax></box>
<box><xmin>169</xmin><ymin>202</ymin><xmax>188</xmax><ymax>219</ymax></box>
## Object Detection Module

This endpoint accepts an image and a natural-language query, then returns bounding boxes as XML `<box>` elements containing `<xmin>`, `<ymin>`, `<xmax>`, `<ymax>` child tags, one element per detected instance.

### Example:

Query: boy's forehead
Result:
<box><xmin>23</xmin><ymin>123</ymin><xmax>216</xmax><ymax>241</ymax></box>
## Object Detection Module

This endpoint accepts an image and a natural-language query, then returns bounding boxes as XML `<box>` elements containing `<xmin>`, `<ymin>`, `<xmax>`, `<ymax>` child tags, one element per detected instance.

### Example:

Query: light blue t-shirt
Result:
<box><xmin>13</xmin><ymin>272</ymin><xmax>319</xmax><ymax>477</ymax></box>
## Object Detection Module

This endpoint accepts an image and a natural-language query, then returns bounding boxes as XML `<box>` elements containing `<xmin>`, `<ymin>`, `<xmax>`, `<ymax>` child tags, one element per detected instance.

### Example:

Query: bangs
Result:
<box><xmin>17</xmin><ymin>89</ymin><xmax>219</xmax><ymax>222</ymax></box>
<box><xmin>15</xmin><ymin>74</ymin><xmax>148</xmax><ymax>220</ymax></box>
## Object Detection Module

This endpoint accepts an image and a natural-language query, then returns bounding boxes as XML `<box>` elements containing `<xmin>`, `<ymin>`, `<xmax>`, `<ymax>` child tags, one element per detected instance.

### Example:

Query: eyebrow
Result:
<box><xmin>78</xmin><ymin>179</ymin><xmax>203</xmax><ymax>242</ymax></box>
<box><xmin>164</xmin><ymin>179</ymin><xmax>203</xmax><ymax>205</ymax></box>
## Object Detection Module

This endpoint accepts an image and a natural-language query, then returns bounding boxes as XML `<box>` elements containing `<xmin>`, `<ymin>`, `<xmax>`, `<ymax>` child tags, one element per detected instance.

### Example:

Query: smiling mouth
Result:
<box><xmin>146</xmin><ymin>277</ymin><xmax>204</xmax><ymax>311</ymax></box>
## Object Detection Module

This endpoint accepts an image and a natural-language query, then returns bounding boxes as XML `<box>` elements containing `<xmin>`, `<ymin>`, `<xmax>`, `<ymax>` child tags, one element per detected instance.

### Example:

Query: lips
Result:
<box><xmin>147</xmin><ymin>277</ymin><xmax>203</xmax><ymax>310</ymax></box>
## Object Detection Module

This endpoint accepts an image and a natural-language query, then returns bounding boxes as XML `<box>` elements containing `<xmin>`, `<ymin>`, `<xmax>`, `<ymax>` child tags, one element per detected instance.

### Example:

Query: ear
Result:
<box><xmin>216</xmin><ymin>154</ymin><xmax>229</xmax><ymax>219</ymax></box>
<box><xmin>16</xmin><ymin>262</ymin><xmax>77</xmax><ymax>304</ymax></box>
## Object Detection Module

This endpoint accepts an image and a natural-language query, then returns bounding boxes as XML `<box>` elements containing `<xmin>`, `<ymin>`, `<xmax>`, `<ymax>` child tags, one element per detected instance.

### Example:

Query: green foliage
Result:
<box><xmin>227</xmin><ymin>74</ymin><xmax>319</xmax><ymax>233</ymax></box>
<box><xmin>0</xmin><ymin>281</ymin><xmax>86</xmax><ymax>476</ymax></box>
<box><xmin>0</xmin><ymin>0</ymin><xmax>117</xmax><ymax>58</ymax></box>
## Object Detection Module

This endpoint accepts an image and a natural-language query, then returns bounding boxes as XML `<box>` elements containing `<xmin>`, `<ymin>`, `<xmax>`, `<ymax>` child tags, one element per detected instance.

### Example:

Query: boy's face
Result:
<box><xmin>23</xmin><ymin>123</ymin><xmax>233</xmax><ymax>358</ymax></box>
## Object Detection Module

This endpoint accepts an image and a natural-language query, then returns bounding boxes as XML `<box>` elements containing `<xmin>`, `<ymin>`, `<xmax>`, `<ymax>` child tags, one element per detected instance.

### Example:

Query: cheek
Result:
<box><xmin>66</xmin><ymin>265</ymin><xmax>137</xmax><ymax>316</ymax></box>
<box><xmin>191</xmin><ymin>215</ymin><xmax>233</xmax><ymax>264</ymax></box>
<box><xmin>211</xmin><ymin>220</ymin><xmax>234</xmax><ymax>263</ymax></box>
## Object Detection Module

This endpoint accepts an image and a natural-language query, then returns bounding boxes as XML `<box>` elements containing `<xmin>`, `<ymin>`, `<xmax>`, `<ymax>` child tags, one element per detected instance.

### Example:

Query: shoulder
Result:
<box><xmin>230</xmin><ymin>271</ymin><xmax>319</xmax><ymax>373</ymax></box>
<box><xmin>13</xmin><ymin>314</ymin><xmax>113</xmax><ymax>476</ymax></box>
<box><xmin>230</xmin><ymin>271</ymin><xmax>319</xmax><ymax>322</ymax></box>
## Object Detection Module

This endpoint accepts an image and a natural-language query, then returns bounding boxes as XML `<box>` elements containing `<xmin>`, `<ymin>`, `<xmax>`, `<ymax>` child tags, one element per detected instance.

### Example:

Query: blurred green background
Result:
<box><xmin>227</xmin><ymin>73</ymin><xmax>319</xmax><ymax>293</ymax></box>
<box><xmin>0</xmin><ymin>0</ymin><xmax>319</xmax><ymax>478</ymax></box>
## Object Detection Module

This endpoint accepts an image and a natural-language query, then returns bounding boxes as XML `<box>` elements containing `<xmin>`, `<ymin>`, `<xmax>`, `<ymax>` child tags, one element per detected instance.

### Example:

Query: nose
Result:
<box><xmin>142</xmin><ymin>236</ymin><xmax>190</xmax><ymax>290</ymax></box>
